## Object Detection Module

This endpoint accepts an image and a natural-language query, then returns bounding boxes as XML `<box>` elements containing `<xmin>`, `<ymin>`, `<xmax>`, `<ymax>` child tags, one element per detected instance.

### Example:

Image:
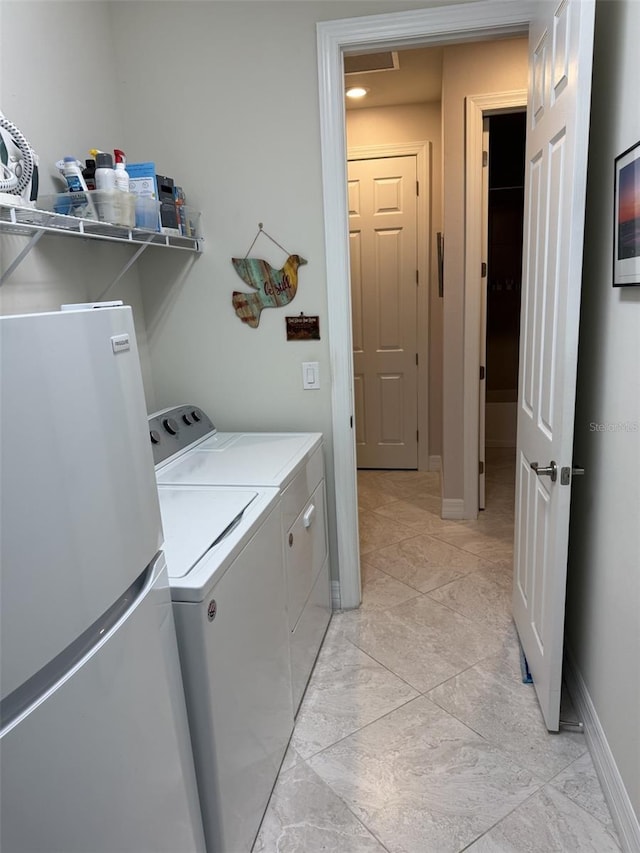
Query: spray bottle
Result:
<box><xmin>113</xmin><ymin>149</ymin><xmax>129</xmax><ymax>192</ymax></box>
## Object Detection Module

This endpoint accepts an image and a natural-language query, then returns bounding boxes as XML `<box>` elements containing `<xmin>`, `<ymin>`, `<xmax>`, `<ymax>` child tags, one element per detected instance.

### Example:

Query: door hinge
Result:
<box><xmin>479</xmin><ymin>460</ymin><xmax>485</xmax><ymax>475</ymax></box>
<box><xmin>416</xmin><ymin>180</ymin><xmax>419</xmax><ymax>196</ymax></box>
<box><xmin>481</xmin><ymin>262</ymin><xmax>487</xmax><ymax>278</ymax></box>
<box><xmin>480</xmin><ymin>365</ymin><xmax>485</xmax><ymax>381</ymax></box>
<box><xmin>416</xmin><ymin>353</ymin><xmax>419</xmax><ymax>366</ymax></box>
<box><xmin>482</xmin><ymin>150</ymin><xmax>488</xmax><ymax>167</ymax></box>
<box><xmin>350</xmin><ymin>415</ymin><xmax>353</xmax><ymax>429</ymax></box>
<box><xmin>416</xmin><ymin>269</ymin><xmax>419</xmax><ymax>285</ymax></box>
<box><xmin>417</xmin><ymin>429</ymin><xmax>419</xmax><ymax>442</ymax></box>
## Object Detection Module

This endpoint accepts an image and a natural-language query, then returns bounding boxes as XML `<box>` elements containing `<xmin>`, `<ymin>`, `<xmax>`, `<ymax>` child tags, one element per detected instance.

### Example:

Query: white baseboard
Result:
<box><xmin>331</xmin><ymin>579</ymin><xmax>342</xmax><ymax>611</ymax></box>
<box><xmin>428</xmin><ymin>455</ymin><xmax>442</xmax><ymax>471</ymax></box>
<box><xmin>441</xmin><ymin>498</ymin><xmax>465</xmax><ymax>519</ymax></box>
<box><xmin>564</xmin><ymin>647</ymin><xmax>640</xmax><ymax>853</ymax></box>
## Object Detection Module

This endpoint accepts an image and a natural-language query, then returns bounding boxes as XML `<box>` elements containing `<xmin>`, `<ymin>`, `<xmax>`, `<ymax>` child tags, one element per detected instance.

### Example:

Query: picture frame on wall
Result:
<box><xmin>613</xmin><ymin>139</ymin><xmax>640</xmax><ymax>287</ymax></box>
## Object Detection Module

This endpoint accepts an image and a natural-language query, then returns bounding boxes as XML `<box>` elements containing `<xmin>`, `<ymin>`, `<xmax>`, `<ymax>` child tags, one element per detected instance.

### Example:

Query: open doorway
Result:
<box><xmin>481</xmin><ymin>112</ymin><xmax>526</xmax><ymax>510</ymax></box>
<box><xmin>344</xmin><ymin>47</ymin><xmax>439</xmax><ymax>475</ymax></box>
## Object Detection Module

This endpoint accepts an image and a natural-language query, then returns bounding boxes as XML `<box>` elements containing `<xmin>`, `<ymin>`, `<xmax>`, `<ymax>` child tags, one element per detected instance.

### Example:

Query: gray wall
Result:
<box><xmin>566</xmin><ymin>0</ymin><xmax>640</xmax><ymax>822</ymax></box>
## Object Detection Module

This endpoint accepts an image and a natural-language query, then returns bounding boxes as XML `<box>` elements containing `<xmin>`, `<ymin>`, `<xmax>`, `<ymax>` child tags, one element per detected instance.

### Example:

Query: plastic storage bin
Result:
<box><xmin>39</xmin><ymin>191</ymin><xmax>136</xmax><ymax>228</ymax></box>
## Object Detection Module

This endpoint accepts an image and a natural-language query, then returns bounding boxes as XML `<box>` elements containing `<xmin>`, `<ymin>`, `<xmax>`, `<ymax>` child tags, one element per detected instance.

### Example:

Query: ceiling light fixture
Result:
<box><xmin>345</xmin><ymin>86</ymin><xmax>369</xmax><ymax>99</ymax></box>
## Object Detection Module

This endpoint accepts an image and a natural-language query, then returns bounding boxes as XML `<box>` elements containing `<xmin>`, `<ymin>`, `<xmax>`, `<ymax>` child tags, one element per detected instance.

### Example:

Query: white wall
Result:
<box><xmin>440</xmin><ymin>38</ymin><xmax>528</xmax><ymax>502</ymax></box>
<box><xmin>565</xmin><ymin>0</ymin><xmax>640</xmax><ymax>824</ymax></box>
<box><xmin>0</xmin><ymin>1</ymin><xmax>155</xmax><ymax>403</ymax></box>
<box><xmin>346</xmin><ymin>102</ymin><xmax>443</xmax><ymax>462</ymax></box>
<box><xmin>107</xmin><ymin>0</ymin><xmax>440</xmax><ymax>585</ymax></box>
<box><xmin>1</xmin><ymin>0</ymin><xmax>432</xmax><ymax>589</ymax></box>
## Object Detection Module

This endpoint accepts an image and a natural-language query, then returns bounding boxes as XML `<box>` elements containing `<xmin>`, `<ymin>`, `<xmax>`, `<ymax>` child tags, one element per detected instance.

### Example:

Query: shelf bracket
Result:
<box><xmin>96</xmin><ymin>234</ymin><xmax>156</xmax><ymax>302</ymax></box>
<box><xmin>0</xmin><ymin>228</ymin><xmax>46</xmax><ymax>286</ymax></box>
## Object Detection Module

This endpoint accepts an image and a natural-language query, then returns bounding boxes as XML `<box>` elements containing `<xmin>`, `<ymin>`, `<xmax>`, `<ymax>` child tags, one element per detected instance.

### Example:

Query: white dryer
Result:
<box><xmin>149</xmin><ymin>405</ymin><xmax>332</xmax><ymax>713</ymax></box>
<box><xmin>152</xmin><ymin>432</ymin><xmax>294</xmax><ymax>853</ymax></box>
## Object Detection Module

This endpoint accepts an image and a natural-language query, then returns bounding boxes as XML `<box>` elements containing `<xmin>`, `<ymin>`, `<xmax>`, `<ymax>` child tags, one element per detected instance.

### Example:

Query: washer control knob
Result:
<box><xmin>191</xmin><ymin>409</ymin><xmax>201</xmax><ymax>422</ymax></box>
<box><xmin>163</xmin><ymin>417</ymin><xmax>178</xmax><ymax>436</ymax></box>
<box><xmin>150</xmin><ymin>429</ymin><xmax>161</xmax><ymax>445</ymax></box>
<box><xmin>182</xmin><ymin>412</ymin><xmax>193</xmax><ymax>425</ymax></box>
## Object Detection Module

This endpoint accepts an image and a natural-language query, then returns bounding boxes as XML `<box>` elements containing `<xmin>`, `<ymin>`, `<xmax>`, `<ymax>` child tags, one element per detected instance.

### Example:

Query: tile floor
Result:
<box><xmin>253</xmin><ymin>450</ymin><xmax>621</xmax><ymax>853</ymax></box>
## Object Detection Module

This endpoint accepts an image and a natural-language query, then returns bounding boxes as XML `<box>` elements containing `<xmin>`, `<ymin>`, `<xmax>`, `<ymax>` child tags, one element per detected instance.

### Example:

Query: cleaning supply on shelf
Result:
<box><xmin>94</xmin><ymin>151</ymin><xmax>115</xmax><ymax>191</ymax></box>
<box><xmin>94</xmin><ymin>151</ymin><xmax>117</xmax><ymax>223</ymax></box>
<box><xmin>59</xmin><ymin>157</ymin><xmax>88</xmax><ymax>192</ymax></box>
<box><xmin>55</xmin><ymin>157</ymin><xmax>97</xmax><ymax>218</ymax></box>
<box><xmin>113</xmin><ymin>149</ymin><xmax>129</xmax><ymax>192</ymax></box>
<box><xmin>82</xmin><ymin>159</ymin><xmax>96</xmax><ymax>190</ymax></box>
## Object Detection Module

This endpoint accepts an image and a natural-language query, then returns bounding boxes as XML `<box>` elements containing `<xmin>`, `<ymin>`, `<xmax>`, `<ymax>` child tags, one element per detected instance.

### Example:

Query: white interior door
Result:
<box><xmin>513</xmin><ymin>0</ymin><xmax>595</xmax><ymax>731</ymax></box>
<box><xmin>348</xmin><ymin>155</ymin><xmax>418</xmax><ymax>469</ymax></box>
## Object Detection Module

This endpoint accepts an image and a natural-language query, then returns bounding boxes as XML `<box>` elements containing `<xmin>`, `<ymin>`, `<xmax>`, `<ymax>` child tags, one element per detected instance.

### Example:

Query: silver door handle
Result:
<box><xmin>560</xmin><ymin>465</ymin><xmax>585</xmax><ymax>485</ymax></box>
<box><xmin>531</xmin><ymin>460</ymin><xmax>557</xmax><ymax>482</ymax></box>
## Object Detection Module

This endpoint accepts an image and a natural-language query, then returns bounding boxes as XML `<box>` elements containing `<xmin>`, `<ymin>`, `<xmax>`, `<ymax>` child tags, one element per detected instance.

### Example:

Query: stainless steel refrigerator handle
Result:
<box><xmin>530</xmin><ymin>460</ymin><xmax>558</xmax><ymax>482</ymax></box>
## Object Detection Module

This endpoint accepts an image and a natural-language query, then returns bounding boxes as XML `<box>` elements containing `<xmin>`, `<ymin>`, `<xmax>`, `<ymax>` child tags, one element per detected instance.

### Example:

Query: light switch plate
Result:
<box><xmin>302</xmin><ymin>361</ymin><xmax>320</xmax><ymax>390</ymax></box>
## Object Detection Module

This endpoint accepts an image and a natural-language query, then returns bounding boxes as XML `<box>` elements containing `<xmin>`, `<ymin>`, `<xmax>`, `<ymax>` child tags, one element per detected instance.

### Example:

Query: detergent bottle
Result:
<box><xmin>61</xmin><ymin>157</ymin><xmax>88</xmax><ymax>192</ymax></box>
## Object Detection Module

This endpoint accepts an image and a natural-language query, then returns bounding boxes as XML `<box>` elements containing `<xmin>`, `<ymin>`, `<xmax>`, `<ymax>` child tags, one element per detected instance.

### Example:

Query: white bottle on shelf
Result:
<box><xmin>113</xmin><ymin>149</ymin><xmax>129</xmax><ymax>192</ymax></box>
<box><xmin>94</xmin><ymin>152</ymin><xmax>115</xmax><ymax>191</ymax></box>
<box><xmin>94</xmin><ymin>152</ymin><xmax>116</xmax><ymax>223</ymax></box>
<box><xmin>61</xmin><ymin>157</ymin><xmax>89</xmax><ymax>192</ymax></box>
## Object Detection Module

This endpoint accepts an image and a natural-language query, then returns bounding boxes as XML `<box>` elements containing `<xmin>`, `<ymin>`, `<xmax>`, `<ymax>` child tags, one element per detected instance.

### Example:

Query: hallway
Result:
<box><xmin>254</xmin><ymin>451</ymin><xmax>621</xmax><ymax>852</ymax></box>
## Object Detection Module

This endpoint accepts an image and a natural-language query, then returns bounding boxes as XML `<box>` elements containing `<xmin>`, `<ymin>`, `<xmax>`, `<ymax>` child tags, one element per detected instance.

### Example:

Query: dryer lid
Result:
<box><xmin>157</xmin><ymin>487</ymin><xmax>258</xmax><ymax>578</ymax></box>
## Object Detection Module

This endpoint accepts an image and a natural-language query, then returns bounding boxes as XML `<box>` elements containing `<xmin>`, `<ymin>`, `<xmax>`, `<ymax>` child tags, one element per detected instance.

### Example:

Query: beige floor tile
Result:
<box><xmin>465</xmin><ymin>784</ymin><xmax>621</xmax><ymax>852</ymax></box>
<box><xmin>253</xmin><ymin>761</ymin><xmax>388</xmax><ymax>853</ymax></box>
<box><xmin>291</xmin><ymin>631</ymin><xmax>418</xmax><ymax>759</ymax></box>
<box><xmin>335</xmin><ymin>595</ymin><xmax>504</xmax><ymax>693</ymax></box>
<box><xmin>364</xmin><ymin>532</ymin><xmax>497</xmax><ymax>592</ymax></box>
<box><xmin>358</xmin><ymin>509</ymin><xmax>415</xmax><ymax>554</ymax></box>
<box><xmin>309</xmin><ymin>696</ymin><xmax>542</xmax><ymax>853</ymax></box>
<box><xmin>371</xmin><ymin>498</ymin><xmax>452</xmax><ymax>532</ymax></box>
<box><xmin>359</xmin><ymin>565</ymin><xmax>422</xmax><ymax>611</ymax></box>
<box><xmin>428</xmin><ymin>657</ymin><xmax>587</xmax><ymax>780</ymax></box>
<box><xmin>427</xmin><ymin>569</ymin><xmax>514</xmax><ymax>632</ymax></box>
<box><xmin>551</xmin><ymin>752</ymin><xmax>621</xmax><ymax>838</ymax></box>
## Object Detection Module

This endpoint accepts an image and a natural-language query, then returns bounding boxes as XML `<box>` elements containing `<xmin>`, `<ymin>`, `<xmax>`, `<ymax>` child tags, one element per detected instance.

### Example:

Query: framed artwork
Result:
<box><xmin>613</xmin><ymin>139</ymin><xmax>640</xmax><ymax>286</ymax></box>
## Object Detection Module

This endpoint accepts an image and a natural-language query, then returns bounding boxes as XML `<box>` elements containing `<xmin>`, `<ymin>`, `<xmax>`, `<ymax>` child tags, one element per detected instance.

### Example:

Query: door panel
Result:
<box><xmin>348</xmin><ymin>155</ymin><xmax>418</xmax><ymax>469</ymax></box>
<box><xmin>513</xmin><ymin>0</ymin><xmax>595</xmax><ymax>731</ymax></box>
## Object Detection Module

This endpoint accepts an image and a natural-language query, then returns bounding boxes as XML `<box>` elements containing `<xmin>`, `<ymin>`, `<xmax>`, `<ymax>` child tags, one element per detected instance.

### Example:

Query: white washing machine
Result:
<box><xmin>152</xmin><ymin>431</ymin><xmax>294</xmax><ymax>853</ymax></box>
<box><xmin>149</xmin><ymin>405</ymin><xmax>332</xmax><ymax>714</ymax></box>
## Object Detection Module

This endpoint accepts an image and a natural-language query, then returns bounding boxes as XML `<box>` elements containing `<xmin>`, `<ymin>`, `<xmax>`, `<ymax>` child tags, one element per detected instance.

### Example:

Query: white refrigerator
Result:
<box><xmin>0</xmin><ymin>306</ymin><xmax>206</xmax><ymax>853</ymax></box>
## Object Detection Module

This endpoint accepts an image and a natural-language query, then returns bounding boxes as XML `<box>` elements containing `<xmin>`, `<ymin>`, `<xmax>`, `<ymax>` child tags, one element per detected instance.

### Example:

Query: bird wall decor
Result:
<box><xmin>231</xmin><ymin>253</ymin><xmax>307</xmax><ymax>328</ymax></box>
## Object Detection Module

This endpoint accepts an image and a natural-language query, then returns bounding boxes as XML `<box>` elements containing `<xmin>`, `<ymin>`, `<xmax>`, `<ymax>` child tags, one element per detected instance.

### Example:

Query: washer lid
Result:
<box><xmin>157</xmin><ymin>432</ymin><xmax>322</xmax><ymax>487</ymax></box>
<box><xmin>157</xmin><ymin>487</ymin><xmax>258</xmax><ymax>578</ymax></box>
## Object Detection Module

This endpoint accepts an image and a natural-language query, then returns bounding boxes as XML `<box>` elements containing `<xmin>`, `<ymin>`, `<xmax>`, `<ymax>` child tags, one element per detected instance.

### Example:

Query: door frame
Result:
<box><xmin>465</xmin><ymin>91</ymin><xmax>527</xmax><ymax>515</ymax></box>
<box><xmin>347</xmin><ymin>142</ymin><xmax>430</xmax><ymax>473</ymax></box>
<box><xmin>317</xmin><ymin>0</ymin><xmax>538</xmax><ymax>610</ymax></box>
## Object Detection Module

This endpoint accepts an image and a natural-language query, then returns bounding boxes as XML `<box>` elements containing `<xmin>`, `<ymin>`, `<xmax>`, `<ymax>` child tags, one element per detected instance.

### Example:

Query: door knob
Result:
<box><xmin>531</xmin><ymin>460</ymin><xmax>557</xmax><ymax>482</ymax></box>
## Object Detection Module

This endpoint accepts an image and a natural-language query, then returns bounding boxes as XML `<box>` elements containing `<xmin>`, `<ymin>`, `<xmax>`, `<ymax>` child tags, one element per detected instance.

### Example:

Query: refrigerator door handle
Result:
<box><xmin>0</xmin><ymin>556</ymin><xmax>160</xmax><ymax>734</ymax></box>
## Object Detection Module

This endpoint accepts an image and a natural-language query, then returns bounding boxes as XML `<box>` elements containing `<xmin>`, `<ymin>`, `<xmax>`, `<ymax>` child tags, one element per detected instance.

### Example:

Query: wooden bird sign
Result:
<box><xmin>231</xmin><ymin>254</ymin><xmax>307</xmax><ymax>328</ymax></box>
